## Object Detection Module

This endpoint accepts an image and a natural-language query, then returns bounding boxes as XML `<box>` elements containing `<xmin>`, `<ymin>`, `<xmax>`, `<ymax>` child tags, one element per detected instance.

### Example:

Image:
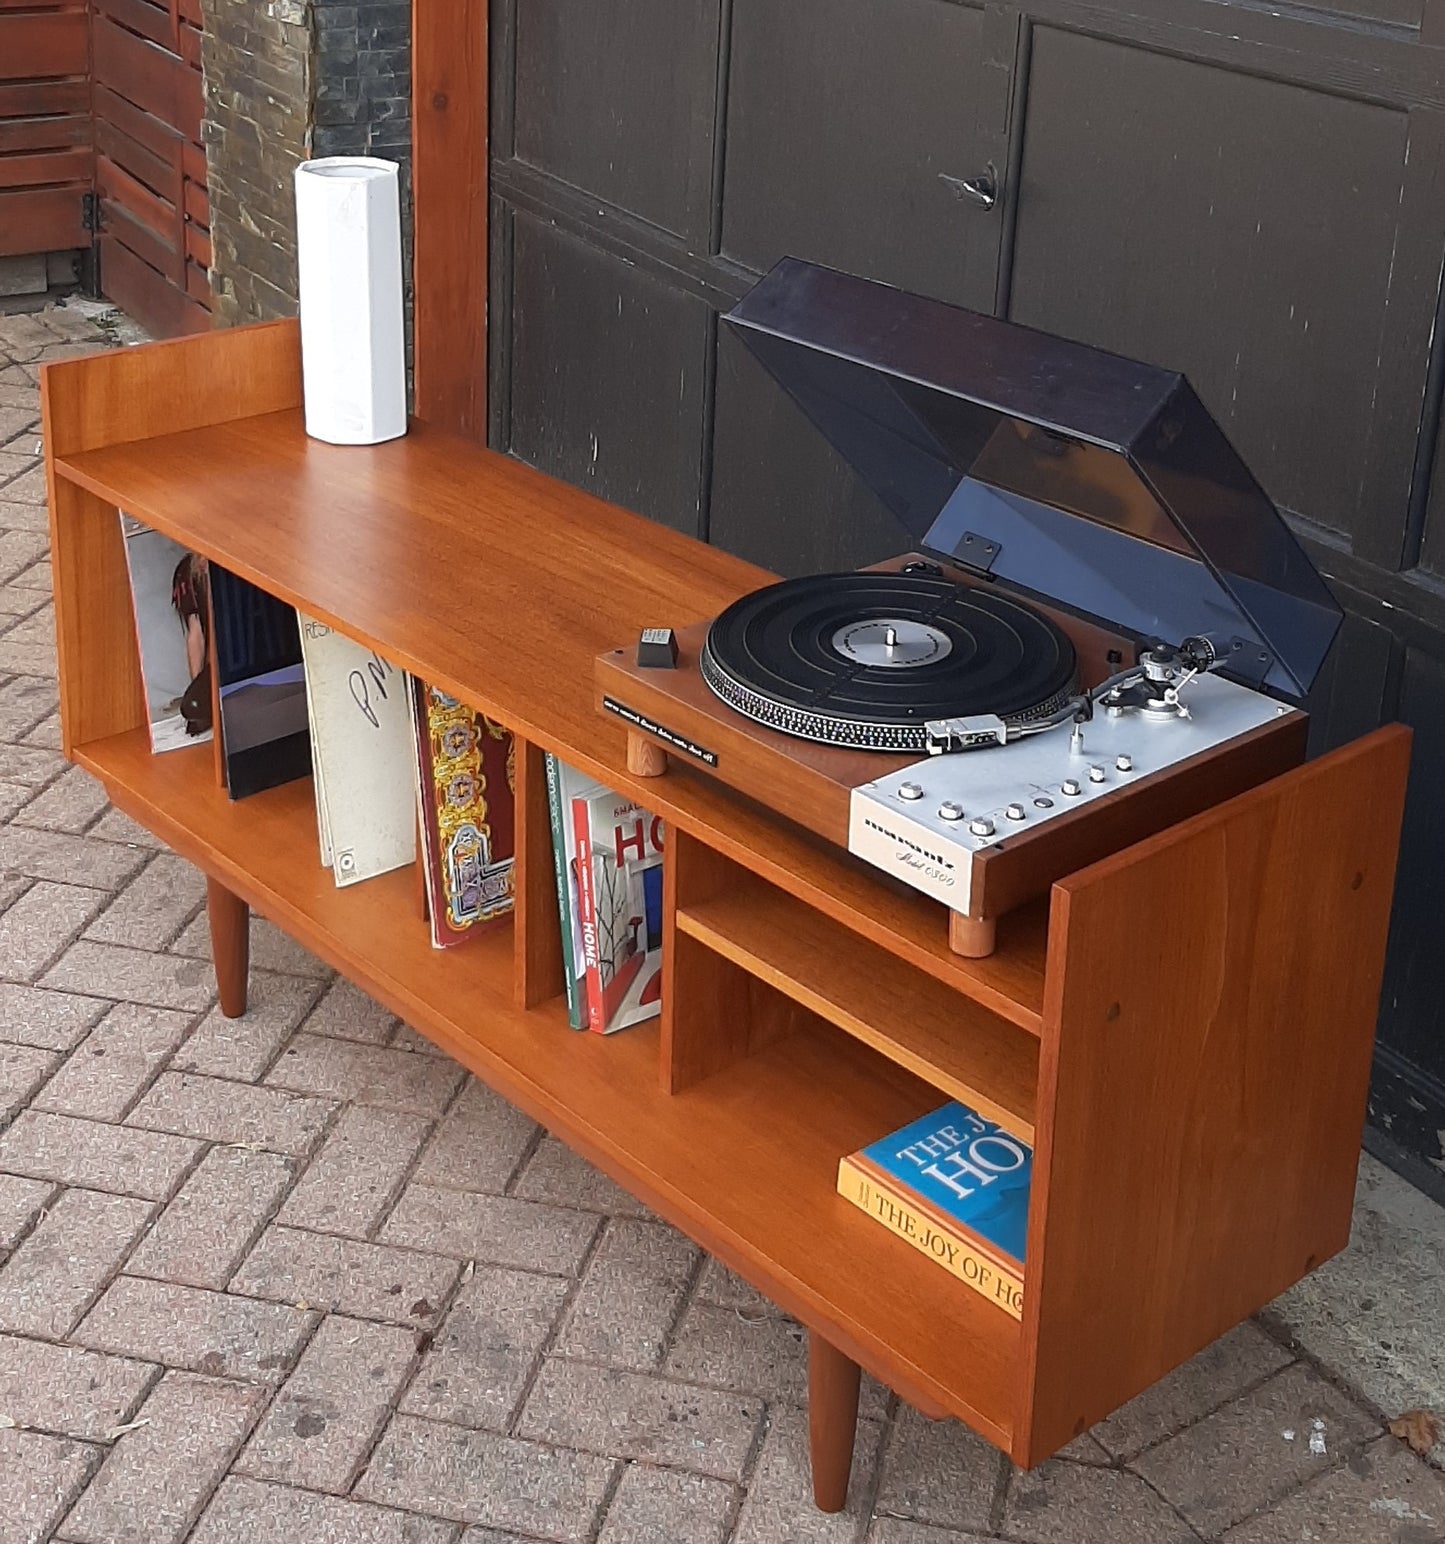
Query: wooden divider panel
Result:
<box><xmin>1016</xmin><ymin>726</ymin><xmax>1411</xmax><ymax>1464</ymax></box>
<box><xmin>39</xmin><ymin>318</ymin><xmax>301</xmax><ymax>457</ymax></box>
<box><xmin>662</xmin><ymin>830</ymin><xmax>800</xmax><ymax>1093</ymax></box>
<box><xmin>514</xmin><ymin>734</ymin><xmax>566</xmax><ymax>1009</ymax></box>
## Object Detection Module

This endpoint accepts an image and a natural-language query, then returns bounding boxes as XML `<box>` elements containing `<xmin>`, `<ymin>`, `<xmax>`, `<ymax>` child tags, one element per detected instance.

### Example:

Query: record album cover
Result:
<box><xmin>410</xmin><ymin>678</ymin><xmax>515</xmax><ymax>947</ymax></box>
<box><xmin>118</xmin><ymin>514</ymin><xmax>213</xmax><ymax>754</ymax></box>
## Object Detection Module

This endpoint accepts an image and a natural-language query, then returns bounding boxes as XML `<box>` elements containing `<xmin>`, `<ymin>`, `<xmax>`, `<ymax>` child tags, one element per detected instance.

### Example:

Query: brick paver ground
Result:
<box><xmin>0</xmin><ymin>298</ymin><xmax>1442</xmax><ymax>1543</ymax></box>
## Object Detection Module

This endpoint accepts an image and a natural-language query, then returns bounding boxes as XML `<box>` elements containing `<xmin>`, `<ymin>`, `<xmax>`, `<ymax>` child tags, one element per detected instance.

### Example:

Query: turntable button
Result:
<box><xmin>1116</xmin><ymin>754</ymin><xmax>1134</xmax><ymax>772</ymax></box>
<box><xmin>1089</xmin><ymin>764</ymin><xmax>1107</xmax><ymax>784</ymax></box>
<box><xmin>898</xmin><ymin>781</ymin><xmax>924</xmax><ymax>801</ymax></box>
<box><xmin>1061</xmin><ymin>778</ymin><xmax>1083</xmax><ymax>797</ymax></box>
<box><xmin>1006</xmin><ymin>803</ymin><xmax>1026</xmax><ymax>821</ymax></box>
<box><xmin>1034</xmin><ymin>796</ymin><xmax>1054</xmax><ymax>809</ymax></box>
<box><xmin>938</xmin><ymin>800</ymin><xmax>966</xmax><ymax>822</ymax></box>
<box><xmin>968</xmin><ymin>817</ymin><xmax>995</xmax><ymax>838</ymax></box>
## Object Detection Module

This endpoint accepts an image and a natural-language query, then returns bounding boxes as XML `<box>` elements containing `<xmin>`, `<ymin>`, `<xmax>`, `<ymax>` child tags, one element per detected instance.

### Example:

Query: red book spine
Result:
<box><xmin>572</xmin><ymin>795</ymin><xmax>604</xmax><ymax>1032</ymax></box>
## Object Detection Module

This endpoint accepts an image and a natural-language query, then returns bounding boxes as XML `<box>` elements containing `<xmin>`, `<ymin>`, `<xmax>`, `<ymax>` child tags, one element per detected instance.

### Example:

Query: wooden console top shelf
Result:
<box><xmin>40</xmin><ymin>319</ymin><xmax>1411</xmax><ymax>1497</ymax></box>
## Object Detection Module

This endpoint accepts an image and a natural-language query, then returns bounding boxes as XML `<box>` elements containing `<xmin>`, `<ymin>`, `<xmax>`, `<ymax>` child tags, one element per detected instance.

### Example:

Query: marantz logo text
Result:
<box><xmin>862</xmin><ymin>817</ymin><xmax>955</xmax><ymax>871</ymax></box>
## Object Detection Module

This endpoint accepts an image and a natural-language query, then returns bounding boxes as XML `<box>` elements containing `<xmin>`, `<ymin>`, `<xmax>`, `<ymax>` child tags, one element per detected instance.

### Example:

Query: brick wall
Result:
<box><xmin>198</xmin><ymin>0</ymin><xmax>412</xmax><ymax>329</ymax></box>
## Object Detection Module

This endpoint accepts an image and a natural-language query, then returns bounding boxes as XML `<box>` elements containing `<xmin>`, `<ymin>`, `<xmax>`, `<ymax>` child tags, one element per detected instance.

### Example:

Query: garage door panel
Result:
<box><xmin>506</xmin><ymin>211</ymin><xmax>709</xmax><ymax>537</ymax></box>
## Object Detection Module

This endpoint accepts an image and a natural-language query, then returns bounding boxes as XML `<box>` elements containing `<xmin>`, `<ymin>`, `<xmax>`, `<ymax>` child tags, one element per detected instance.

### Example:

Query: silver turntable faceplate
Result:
<box><xmin>847</xmin><ymin>673</ymin><xmax>1293</xmax><ymax>914</ymax></box>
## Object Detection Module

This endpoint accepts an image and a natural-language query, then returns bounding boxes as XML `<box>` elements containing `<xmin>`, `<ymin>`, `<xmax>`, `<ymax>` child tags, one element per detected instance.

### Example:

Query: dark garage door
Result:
<box><xmin>487</xmin><ymin>0</ymin><xmax>1445</xmax><ymax>1196</ymax></box>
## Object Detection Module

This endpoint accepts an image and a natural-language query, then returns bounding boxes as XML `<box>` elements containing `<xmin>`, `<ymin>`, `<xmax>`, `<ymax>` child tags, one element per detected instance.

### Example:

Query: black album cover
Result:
<box><xmin>209</xmin><ymin>565</ymin><xmax>311</xmax><ymax>800</ymax></box>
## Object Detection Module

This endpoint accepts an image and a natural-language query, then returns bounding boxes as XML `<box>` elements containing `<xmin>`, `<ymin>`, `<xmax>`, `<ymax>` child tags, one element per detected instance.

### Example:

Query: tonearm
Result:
<box><xmin>923</xmin><ymin>635</ymin><xmax>1221</xmax><ymax>756</ymax></box>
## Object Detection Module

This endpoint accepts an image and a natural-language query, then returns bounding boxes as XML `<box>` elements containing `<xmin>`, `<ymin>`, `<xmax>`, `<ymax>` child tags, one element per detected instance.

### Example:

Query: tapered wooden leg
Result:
<box><xmin>626</xmin><ymin>729</ymin><xmax>667</xmax><ymax>777</ymax></box>
<box><xmin>809</xmin><ymin>1333</ymin><xmax>861</xmax><ymax>1513</ymax></box>
<box><xmin>207</xmin><ymin>876</ymin><xmax>249</xmax><ymax>1019</ymax></box>
<box><xmin>949</xmin><ymin>910</ymin><xmax>997</xmax><ymax>958</ymax></box>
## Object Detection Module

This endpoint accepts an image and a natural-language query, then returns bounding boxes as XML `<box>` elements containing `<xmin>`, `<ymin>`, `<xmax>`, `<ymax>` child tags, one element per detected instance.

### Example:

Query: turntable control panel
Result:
<box><xmin>848</xmin><ymin>673</ymin><xmax>1293</xmax><ymax>914</ymax></box>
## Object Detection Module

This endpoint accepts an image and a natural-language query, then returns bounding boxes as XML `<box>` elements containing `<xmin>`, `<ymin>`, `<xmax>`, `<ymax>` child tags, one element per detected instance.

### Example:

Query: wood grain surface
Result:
<box><xmin>39</xmin><ymin>326</ymin><xmax>1408</xmax><ymax>1473</ymax></box>
<box><xmin>1018</xmin><ymin>724</ymin><xmax>1411</xmax><ymax>1463</ymax></box>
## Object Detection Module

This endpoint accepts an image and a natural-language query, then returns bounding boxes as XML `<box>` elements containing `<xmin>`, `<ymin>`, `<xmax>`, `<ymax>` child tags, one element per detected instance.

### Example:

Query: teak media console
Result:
<box><xmin>40</xmin><ymin>320</ymin><xmax>1410</xmax><ymax>1509</ymax></box>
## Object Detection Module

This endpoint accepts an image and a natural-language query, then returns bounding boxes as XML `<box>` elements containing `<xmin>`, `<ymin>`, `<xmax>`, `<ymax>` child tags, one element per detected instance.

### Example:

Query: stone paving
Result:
<box><xmin>0</xmin><ymin>297</ymin><xmax>1443</xmax><ymax>1544</ymax></box>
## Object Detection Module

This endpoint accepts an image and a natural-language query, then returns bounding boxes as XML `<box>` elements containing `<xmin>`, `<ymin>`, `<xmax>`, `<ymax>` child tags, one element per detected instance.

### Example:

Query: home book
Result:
<box><xmin>837</xmin><ymin>1101</ymin><xmax>1031</xmax><ymax>1319</ymax></box>
<box><xmin>544</xmin><ymin>752</ymin><xmax>592</xmax><ymax>1029</ymax></box>
<box><xmin>297</xmin><ymin>616</ymin><xmax>416</xmax><ymax>887</ymax></box>
<box><xmin>571</xmin><ymin>783</ymin><xmax>664</xmax><ymax>1034</ymax></box>
<box><xmin>409</xmin><ymin>677</ymin><xmax>515</xmax><ymax>948</ymax></box>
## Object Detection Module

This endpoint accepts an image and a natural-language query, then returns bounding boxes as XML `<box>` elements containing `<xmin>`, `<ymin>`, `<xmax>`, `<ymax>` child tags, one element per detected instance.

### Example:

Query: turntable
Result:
<box><xmin>596</xmin><ymin>259</ymin><xmax>1342</xmax><ymax>957</ymax></box>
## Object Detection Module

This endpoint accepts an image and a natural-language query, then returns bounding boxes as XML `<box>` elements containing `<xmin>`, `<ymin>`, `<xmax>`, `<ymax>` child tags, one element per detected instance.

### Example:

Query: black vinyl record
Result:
<box><xmin>700</xmin><ymin>572</ymin><xmax>1078</xmax><ymax>750</ymax></box>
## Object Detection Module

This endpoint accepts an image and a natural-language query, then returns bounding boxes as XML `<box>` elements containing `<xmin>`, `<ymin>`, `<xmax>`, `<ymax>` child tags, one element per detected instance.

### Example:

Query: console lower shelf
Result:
<box><xmin>77</xmin><ymin>725</ymin><xmax>1022</xmax><ymax>1447</ymax></box>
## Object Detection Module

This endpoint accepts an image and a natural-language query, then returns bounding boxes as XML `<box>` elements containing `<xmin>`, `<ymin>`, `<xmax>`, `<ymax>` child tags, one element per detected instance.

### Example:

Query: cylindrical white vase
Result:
<box><xmin>294</xmin><ymin>157</ymin><xmax>407</xmax><ymax>446</ymax></box>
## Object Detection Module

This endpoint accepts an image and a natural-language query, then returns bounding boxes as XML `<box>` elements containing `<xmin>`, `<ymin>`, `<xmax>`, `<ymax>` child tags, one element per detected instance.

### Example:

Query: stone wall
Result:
<box><xmin>198</xmin><ymin>0</ymin><xmax>412</xmax><ymax>328</ymax></box>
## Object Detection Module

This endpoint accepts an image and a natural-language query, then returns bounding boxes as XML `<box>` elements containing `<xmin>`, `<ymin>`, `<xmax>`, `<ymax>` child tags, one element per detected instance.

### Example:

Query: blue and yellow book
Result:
<box><xmin>837</xmin><ymin>1101</ymin><xmax>1031</xmax><ymax>1319</ymax></box>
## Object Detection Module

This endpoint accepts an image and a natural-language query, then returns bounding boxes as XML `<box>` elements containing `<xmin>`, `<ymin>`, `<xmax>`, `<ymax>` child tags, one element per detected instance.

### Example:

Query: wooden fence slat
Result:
<box><xmin>182</xmin><ymin>177</ymin><xmax>206</xmax><ymax>226</ymax></box>
<box><xmin>0</xmin><ymin>79</ymin><xmax>89</xmax><ymax>117</ymax></box>
<box><xmin>96</xmin><ymin>114</ymin><xmax>178</xmax><ymax>203</ymax></box>
<box><xmin>93</xmin><ymin>15</ymin><xmax>201</xmax><ymax>144</ymax></box>
<box><xmin>100</xmin><ymin>231</ymin><xmax>210</xmax><ymax>334</ymax></box>
<box><xmin>183</xmin><ymin>219</ymin><xmax>208</xmax><ymax>268</ymax></box>
<box><xmin>183</xmin><ymin>254</ymin><xmax>208</xmax><ymax>303</ymax></box>
<box><xmin>0</xmin><ymin>114</ymin><xmax>89</xmax><ymax>153</ymax></box>
<box><xmin>0</xmin><ymin>11</ymin><xmax>88</xmax><ymax>81</ymax></box>
<box><xmin>95</xmin><ymin>0</ymin><xmax>173</xmax><ymax>51</ymax></box>
<box><xmin>0</xmin><ymin>184</ymin><xmax>86</xmax><ymax>255</ymax></box>
<box><xmin>93</xmin><ymin>81</ymin><xmax>179</xmax><ymax>165</ymax></box>
<box><xmin>97</xmin><ymin>155</ymin><xmax>181</xmax><ymax>280</ymax></box>
<box><xmin>0</xmin><ymin>145</ymin><xmax>90</xmax><ymax>189</ymax></box>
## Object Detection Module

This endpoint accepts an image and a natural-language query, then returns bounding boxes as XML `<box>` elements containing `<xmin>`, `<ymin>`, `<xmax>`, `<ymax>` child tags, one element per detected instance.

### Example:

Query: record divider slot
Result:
<box><xmin>513</xmin><ymin>732</ymin><xmax>568</xmax><ymax>1010</ymax></box>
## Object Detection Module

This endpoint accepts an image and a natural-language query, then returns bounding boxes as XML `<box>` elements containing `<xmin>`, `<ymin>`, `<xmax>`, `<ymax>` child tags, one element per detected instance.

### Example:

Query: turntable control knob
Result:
<box><xmin>1088</xmin><ymin>764</ymin><xmax>1107</xmax><ymax>784</ymax></box>
<box><xmin>938</xmin><ymin>800</ymin><xmax>966</xmax><ymax>822</ymax></box>
<box><xmin>1116</xmin><ymin>754</ymin><xmax>1133</xmax><ymax>772</ymax></box>
<box><xmin>968</xmin><ymin>817</ymin><xmax>995</xmax><ymax>838</ymax></box>
<box><xmin>898</xmin><ymin>781</ymin><xmax>924</xmax><ymax>801</ymax></box>
<box><xmin>1061</xmin><ymin>778</ymin><xmax>1083</xmax><ymax>797</ymax></box>
<box><xmin>1005</xmin><ymin>803</ymin><xmax>1026</xmax><ymax>821</ymax></box>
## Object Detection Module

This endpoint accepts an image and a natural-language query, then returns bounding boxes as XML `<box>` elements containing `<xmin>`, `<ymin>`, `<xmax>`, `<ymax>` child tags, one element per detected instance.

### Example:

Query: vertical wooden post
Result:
<box><xmin>949</xmin><ymin>911</ymin><xmax>997</xmax><ymax>959</ymax></box>
<box><xmin>626</xmin><ymin>729</ymin><xmax>667</xmax><ymax>777</ymax></box>
<box><xmin>808</xmin><ymin>1332</ymin><xmax>861</xmax><ymax>1513</ymax></box>
<box><xmin>412</xmin><ymin>0</ymin><xmax>489</xmax><ymax>438</ymax></box>
<box><xmin>207</xmin><ymin>876</ymin><xmax>250</xmax><ymax>1019</ymax></box>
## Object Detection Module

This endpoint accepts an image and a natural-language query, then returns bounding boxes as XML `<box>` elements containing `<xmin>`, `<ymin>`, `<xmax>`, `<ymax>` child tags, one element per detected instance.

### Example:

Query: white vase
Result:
<box><xmin>293</xmin><ymin>156</ymin><xmax>407</xmax><ymax>446</ymax></box>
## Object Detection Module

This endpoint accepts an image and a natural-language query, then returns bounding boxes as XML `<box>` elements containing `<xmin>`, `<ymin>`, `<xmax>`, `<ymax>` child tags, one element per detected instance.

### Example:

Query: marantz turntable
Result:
<box><xmin>595</xmin><ymin>259</ymin><xmax>1343</xmax><ymax>957</ymax></box>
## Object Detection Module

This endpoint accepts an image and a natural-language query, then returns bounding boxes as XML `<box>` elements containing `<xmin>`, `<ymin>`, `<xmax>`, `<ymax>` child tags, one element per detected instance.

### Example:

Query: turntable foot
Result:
<box><xmin>627</xmin><ymin>730</ymin><xmax>668</xmax><ymax>778</ymax></box>
<box><xmin>949</xmin><ymin>911</ymin><xmax>997</xmax><ymax>958</ymax></box>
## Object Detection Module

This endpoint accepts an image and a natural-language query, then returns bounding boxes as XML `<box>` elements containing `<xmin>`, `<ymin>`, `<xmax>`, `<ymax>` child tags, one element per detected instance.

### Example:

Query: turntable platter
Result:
<box><xmin>700</xmin><ymin>572</ymin><xmax>1078</xmax><ymax>751</ymax></box>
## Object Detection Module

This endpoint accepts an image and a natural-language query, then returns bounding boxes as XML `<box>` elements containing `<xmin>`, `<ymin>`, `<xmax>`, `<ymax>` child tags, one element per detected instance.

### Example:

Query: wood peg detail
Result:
<box><xmin>627</xmin><ymin>730</ymin><xmax>667</xmax><ymax>778</ymax></box>
<box><xmin>949</xmin><ymin>911</ymin><xmax>997</xmax><ymax>958</ymax></box>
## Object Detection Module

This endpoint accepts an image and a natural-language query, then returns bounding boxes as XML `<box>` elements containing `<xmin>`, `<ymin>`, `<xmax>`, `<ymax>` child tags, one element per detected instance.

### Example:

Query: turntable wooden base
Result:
<box><xmin>596</xmin><ymin>557</ymin><xmax>1309</xmax><ymax>954</ymax></box>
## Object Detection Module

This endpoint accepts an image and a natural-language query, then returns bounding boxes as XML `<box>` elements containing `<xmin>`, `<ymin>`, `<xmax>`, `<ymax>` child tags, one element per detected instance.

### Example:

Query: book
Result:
<box><xmin>118</xmin><ymin>514</ymin><xmax>214</xmax><ymax>754</ymax></box>
<box><xmin>572</xmin><ymin>784</ymin><xmax>664</xmax><ymax>1034</ymax></box>
<box><xmin>837</xmin><ymin>1101</ymin><xmax>1031</xmax><ymax>1319</ymax></box>
<box><xmin>544</xmin><ymin>752</ymin><xmax>590</xmax><ymax>1029</ymax></box>
<box><xmin>297</xmin><ymin>616</ymin><xmax>416</xmax><ymax>886</ymax></box>
<box><xmin>208</xmin><ymin>564</ymin><xmax>311</xmax><ymax>800</ymax></box>
<box><xmin>410</xmin><ymin>677</ymin><xmax>515</xmax><ymax>947</ymax></box>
